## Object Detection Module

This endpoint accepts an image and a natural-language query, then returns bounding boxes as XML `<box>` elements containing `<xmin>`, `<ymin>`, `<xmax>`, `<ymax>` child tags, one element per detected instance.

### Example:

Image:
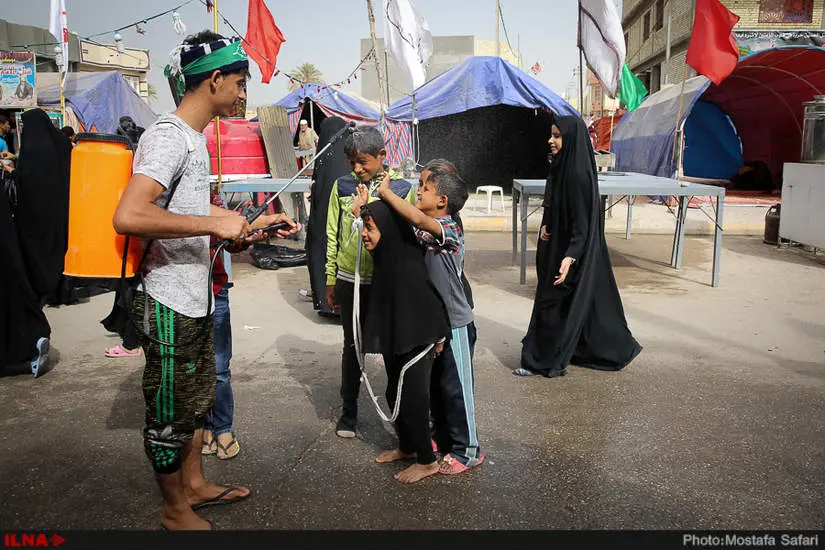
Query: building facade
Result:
<box><xmin>360</xmin><ymin>35</ymin><xmax>520</xmax><ymax>105</ymax></box>
<box><xmin>586</xmin><ymin>68</ymin><xmax>621</xmax><ymax>119</ymax></box>
<box><xmin>0</xmin><ymin>19</ymin><xmax>150</xmax><ymax>99</ymax></box>
<box><xmin>623</xmin><ymin>0</ymin><xmax>825</xmax><ymax>92</ymax></box>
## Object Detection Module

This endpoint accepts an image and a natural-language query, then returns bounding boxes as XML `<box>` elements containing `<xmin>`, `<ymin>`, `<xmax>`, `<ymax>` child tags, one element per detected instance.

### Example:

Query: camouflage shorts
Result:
<box><xmin>133</xmin><ymin>292</ymin><xmax>215</xmax><ymax>474</ymax></box>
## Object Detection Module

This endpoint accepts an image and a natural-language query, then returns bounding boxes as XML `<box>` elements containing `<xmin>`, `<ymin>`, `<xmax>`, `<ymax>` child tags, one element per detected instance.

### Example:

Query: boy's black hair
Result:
<box><xmin>427</xmin><ymin>170</ymin><xmax>469</xmax><ymax>216</ymax></box>
<box><xmin>0</xmin><ymin>113</ymin><xmax>9</xmax><ymax>125</ymax></box>
<box><xmin>422</xmin><ymin>158</ymin><xmax>457</xmax><ymax>176</ymax></box>
<box><xmin>181</xmin><ymin>30</ymin><xmax>250</xmax><ymax>92</ymax></box>
<box><xmin>61</xmin><ymin>126</ymin><xmax>75</xmax><ymax>138</ymax></box>
<box><xmin>343</xmin><ymin>126</ymin><xmax>386</xmax><ymax>158</ymax></box>
<box><xmin>360</xmin><ymin>203</ymin><xmax>375</xmax><ymax>223</ymax></box>
<box><xmin>183</xmin><ymin>29</ymin><xmax>224</xmax><ymax>46</ymax></box>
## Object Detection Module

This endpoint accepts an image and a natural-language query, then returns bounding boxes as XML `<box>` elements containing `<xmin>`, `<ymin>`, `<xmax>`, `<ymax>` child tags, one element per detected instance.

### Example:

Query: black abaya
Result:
<box><xmin>14</xmin><ymin>109</ymin><xmax>72</xmax><ymax>298</ymax></box>
<box><xmin>521</xmin><ymin>116</ymin><xmax>641</xmax><ymax>376</ymax></box>
<box><xmin>361</xmin><ymin>201</ymin><xmax>450</xmax><ymax>358</ymax></box>
<box><xmin>0</xmin><ymin>183</ymin><xmax>51</xmax><ymax>370</ymax></box>
<box><xmin>1</xmin><ymin>109</ymin><xmax>70</xmax><ymax>371</ymax></box>
<box><xmin>305</xmin><ymin>116</ymin><xmax>349</xmax><ymax>315</ymax></box>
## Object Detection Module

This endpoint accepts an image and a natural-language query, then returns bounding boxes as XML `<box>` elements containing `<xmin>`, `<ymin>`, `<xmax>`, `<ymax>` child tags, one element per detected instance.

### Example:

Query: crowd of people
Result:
<box><xmin>1</xmin><ymin>29</ymin><xmax>643</xmax><ymax>530</ymax></box>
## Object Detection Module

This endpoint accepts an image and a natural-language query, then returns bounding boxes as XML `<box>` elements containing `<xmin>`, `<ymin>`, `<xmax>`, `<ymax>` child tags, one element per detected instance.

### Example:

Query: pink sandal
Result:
<box><xmin>439</xmin><ymin>453</ymin><xmax>485</xmax><ymax>475</ymax></box>
<box><xmin>105</xmin><ymin>344</ymin><xmax>142</xmax><ymax>358</ymax></box>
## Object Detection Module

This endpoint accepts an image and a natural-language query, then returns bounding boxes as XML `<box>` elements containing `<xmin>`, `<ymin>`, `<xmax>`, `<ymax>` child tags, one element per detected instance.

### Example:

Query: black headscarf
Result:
<box><xmin>14</xmin><ymin>109</ymin><xmax>72</xmax><ymax>299</ymax></box>
<box><xmin>362</xmin><ymin>200</ymin><xmax>450</xmax><ymax>357</ymax></box>
<box><xmin>305</xmin><ymin>116</ymin><xmax>350</xmax><ymax>314</ymax></box>
<box><xmin>521</xmin><ymin>116</ymin><xmax>641</xmax><ymax>374</ymax></box>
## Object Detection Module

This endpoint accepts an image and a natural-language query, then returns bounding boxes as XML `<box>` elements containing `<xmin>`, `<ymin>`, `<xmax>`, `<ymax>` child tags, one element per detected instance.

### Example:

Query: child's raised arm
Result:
<box><xmin>375</xmin><ymin>173</ymin><xmax>443</xmax><ymax>237</ymax></box>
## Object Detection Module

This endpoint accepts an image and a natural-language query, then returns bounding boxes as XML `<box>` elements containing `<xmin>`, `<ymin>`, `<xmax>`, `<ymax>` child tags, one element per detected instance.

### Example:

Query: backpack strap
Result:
<box><xmin>130</xmin><ymin>119</ymin><xmax>195</xmax><ymax>271</ymax></box>
<box><xmin>118</xmin><ymin>118</ymin><xmax>196</xmax><ymax>333</ymax></box>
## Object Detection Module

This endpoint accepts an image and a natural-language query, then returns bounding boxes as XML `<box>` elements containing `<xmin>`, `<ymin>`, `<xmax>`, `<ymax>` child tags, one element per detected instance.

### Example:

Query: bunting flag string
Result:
<box><xmin>10</xmin><ymin>0</ymin><xmax>198</xmax><ymax>50</ymax></box>
<box><xmin>200</xmin><ymin>0</ymin><xmax>375</xmax><ymax>92</ymax></box>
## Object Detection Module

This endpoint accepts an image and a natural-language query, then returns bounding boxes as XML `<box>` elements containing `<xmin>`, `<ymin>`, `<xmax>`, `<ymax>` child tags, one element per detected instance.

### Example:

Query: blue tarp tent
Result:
<box><xmin>612</xmin><ymin>46</ymin><xmax>825</xmax><ymax>186</ymax></box>
<box><xmin>266</xmin><ymin>85</ymin><xmax>389</xmax><ymax>161</ymax></box>
<box><xmin>610</xmin><ymin>75</ymin><xmax>712</xmax><ymax>178</ymax></box>
<box><xmin>37</xmin><ymin>71</ymin><xmax>157</xmax><ymax>134</ymax></box>
<box><xmin>386</xmin><ymin>56</ymin><xmax>578</xmax><ymax>121</ymax></box>
<box><xmin>683</xmin><ymin>100</ymin><xmax>742</xmax><ymax>180</ymax></box>
<box><xmin>273</xmin><ymin>86</ymin><xmax>380</xmax><ymax>125</ymax></box>
<box><xmin>386</xmin><ymin>56</ymin><xmax>579</xmax><ymax>190</ymax></box>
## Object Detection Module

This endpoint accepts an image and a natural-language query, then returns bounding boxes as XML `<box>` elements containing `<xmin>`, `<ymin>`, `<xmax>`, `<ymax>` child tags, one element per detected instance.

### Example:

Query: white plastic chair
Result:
<box><xmin>475</xmin><ymin>185</ymin><xmax>505</xmax><ymax>214</ymax></box>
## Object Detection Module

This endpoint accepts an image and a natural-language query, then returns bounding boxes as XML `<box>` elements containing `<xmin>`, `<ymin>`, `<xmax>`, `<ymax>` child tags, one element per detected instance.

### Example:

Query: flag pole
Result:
<box><xmin>576</xmin><ymin>2</ymin><xmax>584</xmax><ymax>118</ymax></box>
<box><xmin>495</xmin><ymin>0</ymin><xmax>501</xmax><ymax>58</ymax></box>
<box><xmin>670</xmin><ymin>62</ymin><xmax>688</xmax><ymax>178</ymax></box>
<box><xmin>609</xmin><ymin>110</ymin><xmax>615</xmax><ymax>144</ymax></box>
<box><xmin>366</xmin><ymin>0</ymin><xmax>386</xmax><ymax>128</ymax></box>
<box><xmin>384</xmin><ymin>49</ymin><xmax>391</xmax><ymax>107</ymax></box>
<box><xmin>59</xmin><ymin>68</ymin><xmax>66</xmax><ymax>124</ymax></box>
<box><xmin>214</xmin><ymin>0</ymin><xmax>223</xmax><ymax>188</ymax></box>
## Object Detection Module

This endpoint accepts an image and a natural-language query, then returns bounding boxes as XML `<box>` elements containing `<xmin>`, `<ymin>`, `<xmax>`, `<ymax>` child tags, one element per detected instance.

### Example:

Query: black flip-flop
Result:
<box><xmin>191</xmin><ymin>487</ymin><xmax>250</xmax><ymax>511</ymax></box>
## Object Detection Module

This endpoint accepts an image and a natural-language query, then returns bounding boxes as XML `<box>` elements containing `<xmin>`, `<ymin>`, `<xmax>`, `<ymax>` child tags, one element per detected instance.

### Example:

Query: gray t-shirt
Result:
<box><xmin>134</xmin><ymin>113</ymin><xmax>212</xmax><ymax>318</ymax></box>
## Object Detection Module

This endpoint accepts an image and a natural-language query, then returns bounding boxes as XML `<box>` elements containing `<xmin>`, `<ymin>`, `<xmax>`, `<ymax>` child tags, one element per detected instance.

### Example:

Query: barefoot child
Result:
<box><xmin>373</xmin><ymin>163</ymin><xmax>484</xmax><ymax>474</ymax></box>
<box><xmin>324</xmin><ymin>126</ymin><xmax>416</xmax><ymax>438</ymax></box>
<box><xmin>357</xmin><ymin>200</ymin><xmax>451</xmax><ymax>483</ymax></box>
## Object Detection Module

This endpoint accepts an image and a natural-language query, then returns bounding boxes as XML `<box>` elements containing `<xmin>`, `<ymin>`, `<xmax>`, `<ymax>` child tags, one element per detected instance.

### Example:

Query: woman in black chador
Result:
<box><xmin>304</xmin><ymin>116</ymin><xmax>349</xmax><ymax>317</ymax></box>
<box><xmin>516</xmin><ymin>116</ymin><xmax>642</xmax><ymax>378</ymax></box>
<box><xmin>1</xmin><ymin>109</ymin><xmax>71</xmax><ymax>377</ymax></box>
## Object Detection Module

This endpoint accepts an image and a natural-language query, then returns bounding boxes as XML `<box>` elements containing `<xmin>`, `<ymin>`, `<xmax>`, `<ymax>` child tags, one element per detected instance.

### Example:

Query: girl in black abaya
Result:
<box><xmin>517</xmin><ymin>116</ymin><xmax>642</xmax><ymax>378</ymax></box>
<box><xmin>304</xmin><ymin>116</ymin><xmax>349</xmax><ymax>316</ymax></box>
<box><xmin>359</xmin><ymin>200</ymin><xmax>451</xmax><ymax>483</ymax></box>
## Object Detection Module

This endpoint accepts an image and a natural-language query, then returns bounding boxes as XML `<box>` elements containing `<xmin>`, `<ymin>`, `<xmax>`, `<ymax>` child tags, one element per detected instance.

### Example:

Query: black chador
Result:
<box><xmin>305</xmin><ymin>116</ymin><xmax>350</xmax><ymax>316</ymax></box>
<box><xmin>520</xmin><ymin>116</ymin><xmax>642</xmax><ymax>377</ymax></box>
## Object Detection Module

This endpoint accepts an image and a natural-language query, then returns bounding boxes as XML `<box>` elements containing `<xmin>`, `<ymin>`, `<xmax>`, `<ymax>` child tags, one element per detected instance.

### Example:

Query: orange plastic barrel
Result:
<box><xmin>64</xmin><ymin>133</ymin><xmax>140</xmax><ymax>278</ymax></box>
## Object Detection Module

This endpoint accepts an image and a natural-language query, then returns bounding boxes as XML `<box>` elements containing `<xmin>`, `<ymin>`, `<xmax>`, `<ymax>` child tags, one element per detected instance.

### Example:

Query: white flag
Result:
<box><xmin>49</xmin><ymin>0</ymin><xmax>69</xmax><ymax>86</ymax></box>
<box><xmin>383</xmin><ymin>0</ymin><xmax>433</xmax><ymax>91</ymax></box>
<box><xmin>578</xmin><ymin>0</ymin><xmax>626</xmax><ymax>97</ymax></box>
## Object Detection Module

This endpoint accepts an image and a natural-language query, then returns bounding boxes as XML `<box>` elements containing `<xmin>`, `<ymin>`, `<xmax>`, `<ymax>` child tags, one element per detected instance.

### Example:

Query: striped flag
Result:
<box><xmin>49</xmin><ymin>0</ymin><xmax>69</xmax><ymax>86</ymax></box>
<box><xmin>383</xmin><ymin>0</ymin><xmax>433</xmax><ymax>91</ymax></box>
<box><xmin>578</xmin><ymin>0</ymin><xmax>626</xmax><ymax>98</ymax></box>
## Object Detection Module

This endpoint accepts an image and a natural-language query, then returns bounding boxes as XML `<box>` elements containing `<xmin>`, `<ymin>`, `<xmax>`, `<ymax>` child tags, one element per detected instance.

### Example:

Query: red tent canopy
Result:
<box><xmin>702</xmin><ymin>46</ymin><xmax>825</xmax><ymax>180</ymax></box>
<box><xmin>592</xmin><ymin>110</ymin><xmax>626</xmax><ymax>151</ymax></box>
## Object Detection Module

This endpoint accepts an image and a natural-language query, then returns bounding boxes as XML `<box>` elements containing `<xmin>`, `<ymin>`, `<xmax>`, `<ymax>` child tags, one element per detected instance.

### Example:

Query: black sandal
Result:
<box><xmin>191</xmin><ymin>487</ymin><xmax>249</xmax><ymax>511</ymax></box>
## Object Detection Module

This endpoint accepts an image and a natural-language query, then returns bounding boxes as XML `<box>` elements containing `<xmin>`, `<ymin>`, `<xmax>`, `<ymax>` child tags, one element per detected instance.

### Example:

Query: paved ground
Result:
<box><xmin>1</xmin><ymin>232</ymin><xmax>823</xmax><ymax>530</ymax></box>
<box><xmin>459</xmin><ymin>192</ymin><xmax>773</xmax><ymax>235</ymax></box>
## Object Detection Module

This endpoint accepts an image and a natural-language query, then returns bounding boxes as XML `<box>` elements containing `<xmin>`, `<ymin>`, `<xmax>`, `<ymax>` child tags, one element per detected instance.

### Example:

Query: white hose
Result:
<box><xmin>351</xmin><ymin>216</ymin><xmax>433</xmax><ymax>423</ymax></box>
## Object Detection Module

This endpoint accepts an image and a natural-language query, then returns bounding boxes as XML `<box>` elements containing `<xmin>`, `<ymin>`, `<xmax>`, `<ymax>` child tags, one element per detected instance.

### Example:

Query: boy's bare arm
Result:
<box><xmin>113</xmin><ymin>173</ymin><xmax>248</xmax><ymax>240</ymax></box>
<box><xmin>374</xmin><ymin>173</ymin><xmax>443</xmax><ymax>237</ymax></box>
<box><xmin>210</xmin><ymin>204</ymin><xmax>239</xmax><ymax>217</ymax></box>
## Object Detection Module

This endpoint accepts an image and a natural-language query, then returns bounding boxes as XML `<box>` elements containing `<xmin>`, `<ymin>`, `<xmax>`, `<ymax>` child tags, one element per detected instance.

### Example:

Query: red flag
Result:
<box><xmin>244</xmin><ymin>0</ymin><xmax>286</xmax><ymax>84</ymax></box>
<box><xmin>686</xmin><ymin>0</ymin><xmax>740</xmax><ymax>85</ymax></box>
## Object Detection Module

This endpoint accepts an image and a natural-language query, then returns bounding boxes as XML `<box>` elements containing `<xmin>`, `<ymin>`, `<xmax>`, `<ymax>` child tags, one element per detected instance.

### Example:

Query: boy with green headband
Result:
<box><xmin>114</xmin><ymin>30</ymin><xmax>298</xmax><ymax>531</ymax></box>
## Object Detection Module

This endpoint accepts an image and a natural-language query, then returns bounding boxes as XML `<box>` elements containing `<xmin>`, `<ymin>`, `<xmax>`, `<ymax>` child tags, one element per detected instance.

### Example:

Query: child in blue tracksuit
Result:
<box><xmin>372</xmin><ymin>159</ymin><xmax>484</xmax><ymax>474</ymax></box>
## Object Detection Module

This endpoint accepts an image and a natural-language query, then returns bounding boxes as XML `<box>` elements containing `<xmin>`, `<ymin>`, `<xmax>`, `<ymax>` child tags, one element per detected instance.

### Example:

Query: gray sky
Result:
<box><xmin>4</xmin><ymin>0</ymin><xmax>586</xmax><ymax>113</ymax></box>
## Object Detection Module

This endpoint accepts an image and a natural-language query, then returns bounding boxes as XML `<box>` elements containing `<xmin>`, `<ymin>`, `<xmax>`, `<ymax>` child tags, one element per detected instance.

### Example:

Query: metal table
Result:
<box><xmin>512</xmin><ymin>173</ymin><xmax>726</xmax><ymax>287</ymax></box>
<box><xmin>210</xmin><ymin>175</ymin><xmax>312</xmax><ymax>195</ymax></box>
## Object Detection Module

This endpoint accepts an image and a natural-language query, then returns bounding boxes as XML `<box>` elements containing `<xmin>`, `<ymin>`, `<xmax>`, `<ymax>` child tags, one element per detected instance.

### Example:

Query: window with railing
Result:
<box><xmin>654</xmin><ymin>0</ymin><xmax>665</xmax><ymax>30</ymax></box>
<box><xmin>643</xmin><ymin>11</ymin><xmax>651</xmax><ymax>41</ymax></box>
<box><xmin>759</xmin><ymin>0</ymin><xmax>814</xmax><ymax>23</ymax></box>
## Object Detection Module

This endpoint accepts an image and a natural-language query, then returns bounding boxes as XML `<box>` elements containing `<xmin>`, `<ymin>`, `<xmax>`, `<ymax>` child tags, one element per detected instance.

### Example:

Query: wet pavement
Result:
<box><xmin>1</xmin><ymin>233</ymin><xmax>823</xmax><ymax>531</ymax></box>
